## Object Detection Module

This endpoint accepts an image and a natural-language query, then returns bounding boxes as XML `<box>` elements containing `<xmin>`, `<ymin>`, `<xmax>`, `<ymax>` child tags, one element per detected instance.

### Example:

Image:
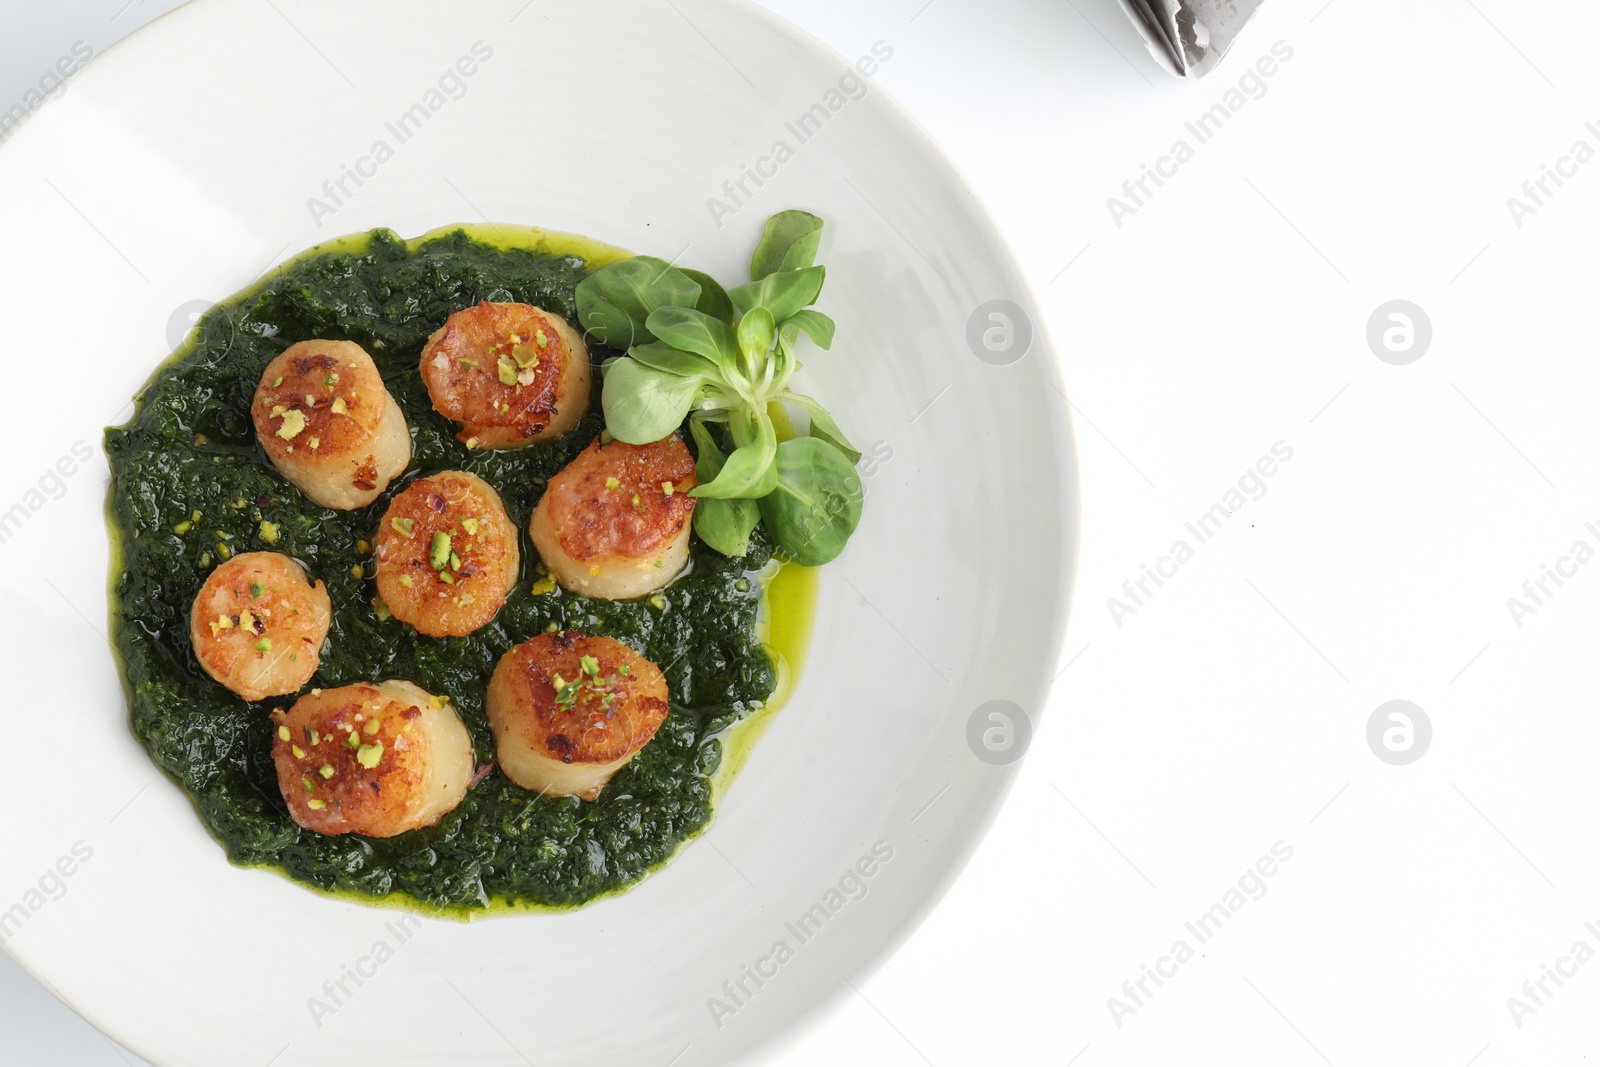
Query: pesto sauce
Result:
<box><xmin>104</xmin><ymin>225</ymin><xmax>811</xmax><ymax>914</ymax></box>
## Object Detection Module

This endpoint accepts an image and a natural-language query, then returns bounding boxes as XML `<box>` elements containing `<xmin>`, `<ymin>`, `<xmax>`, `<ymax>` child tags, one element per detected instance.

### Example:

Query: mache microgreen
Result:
<box><xmin>574</xmin><ymin>209</ymin><xmax>863</xmax><ymax>565</ymax></box>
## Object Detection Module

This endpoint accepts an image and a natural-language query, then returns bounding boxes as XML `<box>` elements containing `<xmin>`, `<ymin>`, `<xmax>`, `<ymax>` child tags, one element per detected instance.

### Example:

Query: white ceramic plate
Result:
<box><xmin>0</xmin><ymin>2</ymin><xmax>1076</xmax><ymax>1064</ymax></box>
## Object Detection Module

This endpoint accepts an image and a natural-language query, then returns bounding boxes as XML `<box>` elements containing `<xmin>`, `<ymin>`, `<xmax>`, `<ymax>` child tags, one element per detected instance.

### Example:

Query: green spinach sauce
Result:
<box><xmin>105</xmin><ymin>225</ymin><xmax>810</xmax><ymax>914</ymax></box>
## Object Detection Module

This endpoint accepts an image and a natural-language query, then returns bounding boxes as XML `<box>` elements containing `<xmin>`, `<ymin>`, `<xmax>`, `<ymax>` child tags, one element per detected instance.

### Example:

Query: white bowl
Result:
<box><xmin>0</xmin><ymin>1</ymin><xmax>1077</xmax><ymax>1064</ymax></box>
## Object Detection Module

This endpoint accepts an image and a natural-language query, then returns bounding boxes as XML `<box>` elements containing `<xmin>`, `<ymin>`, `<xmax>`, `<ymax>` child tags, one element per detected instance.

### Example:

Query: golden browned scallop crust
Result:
<box><xmin>420</xmin><ymin>302</ymin><xmax>590</xmax><ymax>448</ymax></box>
<box><xmin>529</xmin><ymin>435</ymin><xmax>696</xmax><ymax>600</ymax></box>
<box><xmin>251</xmin><ymin>340</ymin><xmax>411</xmax><ymax>509</ymax></box>
<box><xmin>373</xmin><ymin>470</ymin><xmax>520</xmax><ymax>637</ymax></box>
<box><xmin>271</xmin><ymin>680</ymin><xmax>474</xmax><ymax>838</ymax></box>
<box><xmin>189</xmin><ymin>551</ymin><xmax>330</xmax><ymax>701</ymax></box>
<box><xmin>486</xmin><ymin>632</ymin><xmax>670</xmax><ymax>801</ymax></box>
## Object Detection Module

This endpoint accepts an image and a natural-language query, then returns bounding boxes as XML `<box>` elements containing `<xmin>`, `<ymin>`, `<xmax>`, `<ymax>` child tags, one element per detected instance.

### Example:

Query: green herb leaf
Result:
<box><xmin>736</xmin><ymin>306</ymin><xmax>776</xmax><ymax>365</ymax></box>
<box><xmin>682</xmin><ymin>268</ymin><xmax>737</xmax><ymax>326</ymax></box>
<box><xmin>644</xmin><ymin>306</ymin><xmax>740</xmax><ymax>376</ymax></box>
<box><xmin>781</xmin><ymin>390</ymin><xmax>861</xmax><ymax>463</ymax></box>
<box><xmin>627</xmin><ymin>341</ymin><xmax>722</xmax><ymax>380</ymax></box>
<box><xmin>691</xmin><ymin>407</ymin><xmax>778</xmax><ymax>499</ymax></box>
<box><xmin>759</xmin><ymin>437</ymin><xmax>864</xmax><ymax>566</ymax></box>
<box><xmin>750</xmin><ymin>210</ymin><xmax>825</xmax><ymax>280</ymax></box>
<box><xmin>689</xmin><ymin>420</ymin><xmax>760</xmax><ymax>556</ymax></box>
<box><xmin>782</xmin><ymin>309</ymin><xmax>835</xmax><ymax>350</ymax></box>
<box><xmin>729</xmin><ymin>266</ymin><xmax>826</xmax><ymax>323</ymax></box>
<box><xmin>601</xmin><ymin>358</ymin><xmax>705</xmax><ymax>444</ymax></box>
<box><xmin>575</xmin><ymin>256</ymin><xmax>701</xmax><ymax>348</ymax></box>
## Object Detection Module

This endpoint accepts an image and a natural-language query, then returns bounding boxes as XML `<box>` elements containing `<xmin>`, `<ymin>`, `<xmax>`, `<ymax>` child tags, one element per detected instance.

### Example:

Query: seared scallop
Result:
<box><xmin>486</xmin><ymin>632</ymin><xmax>670</xmax><ymax>801</ymax></box>
<box><xmin>529</xmin><ymin>434</ymin><xmax>696</xmax><ymax>600</ymax></box>
<box><xmin>252</xmin><ymin>340</ymin><xmax>411</xmax><ymax>509</ymax></box>
<box><xmin>190</xmin><ymin>551</ymin><xmax>330</xmax><ymax>702</ymax></box>
<box><xmin>420</xmin><ymin>301</ymin><xmax>591</xmax><ymax>449</ymax></box>
<box><xmin>373</xmin><ymin>470</ymin><xmax>519</xmax><ymax>637</ymax></box>
<box><xmin>271</xmin><ymin>681</ymin><xmax>474</xmax><ymax>838</ymax></box>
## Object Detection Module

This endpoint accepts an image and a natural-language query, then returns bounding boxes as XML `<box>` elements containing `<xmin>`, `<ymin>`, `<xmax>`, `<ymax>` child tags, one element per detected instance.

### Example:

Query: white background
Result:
<box><xmin>6</xmin><ymin>0</ymin><xmax>1599</xmax><ymax>1064</ymax></box>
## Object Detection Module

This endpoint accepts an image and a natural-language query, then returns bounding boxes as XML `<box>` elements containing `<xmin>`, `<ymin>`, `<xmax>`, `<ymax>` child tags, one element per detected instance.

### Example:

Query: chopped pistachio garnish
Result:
<box><xmin>255</xmin><ymin>637</ymin><xmax>272</xmax><ymax>653</ymax></box>
<box><xmin>249</xmin><ymin>582</ymin><xmax>264</xmax><ymax>598</ymax></box>
<box><xmin>439</xmin><ymin>571</ymin><xmax>455</xmax><ymax>585</ymax></box>
<box><xmin>319</xmin><ymin>764</ymin><xmax>335</xmax><ymax>779</ymax></box>
<box><xmin>497</xmin><ymin>358</ymin><xmax>518</xmax><ymax>386</ymax></box>
<box><xmin>348</xmin><ymin>730</ymin><xmax>361</xmax><ymax>749</ymax></box>
<box><xmin>308</xmin><ymin>437</ymin><xmax>321</xmax><ymax>451</ymax></box>
<box><xmin>535</xmin><ymin>328</ymin><xmax>549</xmax><ymax>348</ymax></box>
<box><xmin>307</xmin><ymin>799</ymin><xmax>326</xmax><ymax>810</ymax></box>
<box><xmin>373</xmin><ymin>597</ymin><xmax>391</xmax><ymax>621</ymax></box>
<box><xmin>390</xmin><ymin>516</ymin><xmax>416</xmax><ymax>538</ymax></box>
<box><xmin>605</xmin><ymin>477</ymin><xmax>621</xmax><ymax>490</ymax></box>
<box><xmin>302</xmin><ymin>776</ymin><xmax>314</xmax><ymax>792</ymax></box>
<box><xmin>499</xmin><ymin>403</ymin><xmax>511</xmax><ymax>415</ymax></box>
<box><xmin>449</xmin><ymin>551</ymin><xmax>462</xmax><ymax>571</ymax></box>
<box><xmin>662</xmin><ymin>481</ymin><xmax>674</xmax><ymax>496</ymax></box>
<box><xmin>649</xmin><ymin>595</ymin><xmax>667</xmax><ymax>610</ymax></box>
<box><xmin>461</xmin><ymin>517</ymin><xmax>480</xmax><ymax>536</ymax></box>
<box><xmin>364</xmin><ymin>718</ymin><xmax>381</xmax><ymax>735</ymax></box>
<box><xmin>272</xmin><ymin>375</ymin><xmax>284</xmax><ymax>387</ymax></box>
<box><xmin>258</xmin><ymin>520</ymin><xmax>280</xmax><ymax>545</ymax></box>
<box><xmin>580</xmin><ymin>655</ymin><xmax>600</xmax><ymax>677</ymax></box>
<box><xmin>545</xmin><ymin>621</ymin><xmax>559</xmax><ymax>633</ymax></box>
<box><xmin>356</xmin><ymin>741</ymin><xmax>383</xmax><ymax>769</ymax></box>
<box><xmin>330</xmin><ymin>396</ymin><xmax>348</xmax><ymax>415</ymax></box>
<box><xmin>292</xmin><ymin>745</ymin><xmax>305</xmax><ymax>758</ymax></box>
<box><xmin>458</xmin><ymin>358</ymin><xmax>476</xmax><ymax>373</ymax></box>
<box><xmin>276</xmin><ymin>726</ymin><xmax>290</xmax><ymax>742</ymax></box>
<box><xmin>324</xmin><ymin>373</ymin><xmax>339</xmax><ymax>387</ymax></box>
<box><xmin>430</xmin><ymin>532</ymin><xmax>451</xmax><ymax>570</ymax></box>
<box><xmin>275</xmin><ymin>408</ymin><xmax>307</xmax><ymax>440</ymax></box>
<box><xmin>399</xmin><ymin>574</ymin><xmax>414</xmax><ymax>589</ymax></box>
